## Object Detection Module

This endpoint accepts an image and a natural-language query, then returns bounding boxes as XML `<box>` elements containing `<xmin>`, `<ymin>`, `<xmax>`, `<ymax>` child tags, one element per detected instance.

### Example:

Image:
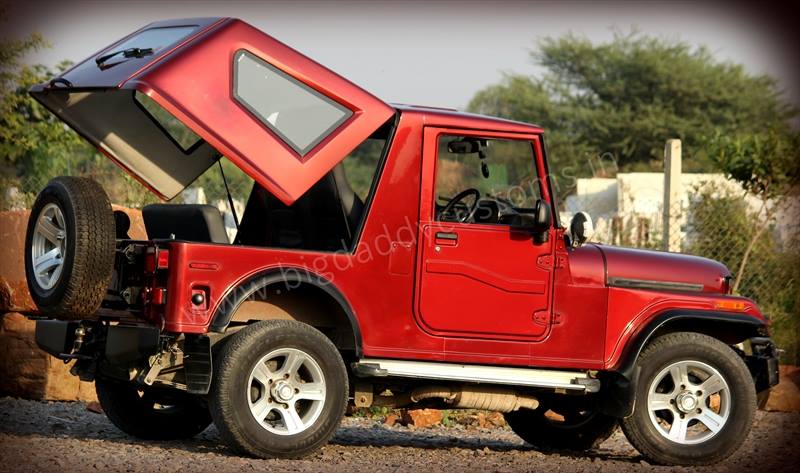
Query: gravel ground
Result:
<box><xmin>0</xmin><ymin>397</ymin><xmax>797</xmax><ymax>473</ymax></box>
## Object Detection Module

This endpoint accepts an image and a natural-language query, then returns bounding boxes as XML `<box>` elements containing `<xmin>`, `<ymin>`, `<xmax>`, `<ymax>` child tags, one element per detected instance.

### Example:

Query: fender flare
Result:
<box><xmin>208</xmin><ymin>267</ymin><xmax>363</xmax><ymax>357</ymax></box>
<box><xmin>598</xmin><ymin>309</ymin><xmax>765</xmax><ymax>418</ymax></box>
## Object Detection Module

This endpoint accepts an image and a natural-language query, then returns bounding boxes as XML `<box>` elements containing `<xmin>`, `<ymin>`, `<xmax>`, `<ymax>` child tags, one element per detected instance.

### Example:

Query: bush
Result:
<box><xmin>686</xmin><ymin>187</ymin><xmax>799</xmax><ymax>364</ymax></box>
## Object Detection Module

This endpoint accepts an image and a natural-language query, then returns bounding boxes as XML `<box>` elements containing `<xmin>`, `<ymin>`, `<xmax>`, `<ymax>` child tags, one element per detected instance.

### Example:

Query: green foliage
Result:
<box><xmin>686</xmin><ymin>187</ymin><xmax>799</xmax><ymax>363</ymax></box>
<box><xmin>342</xmin><ymin>137</ymin><xmax>385</xmax><ymax>201</ymax></box>
<box><xmin>0</xmin><ymin>28</ymin><xmax>155</xmax><ymax>209</ymax></box>
<box><xmin>709</xmin><ymin>129</ymin><xmax>800</xmax><ymax>200</ymax></box>
<box><xmin>190</xmin><ymin>159</ymin><xmax>253</xmax><ymax>206</ymax></box>
<box><xmin>0</xmin><ymin>35</ymin><xmax>88</xmax><ymax>173</ymax></box>
<box><xmin>468</xmin><ymin>30</ymin><xmax>797</xmax><ymax>199</ymax></box>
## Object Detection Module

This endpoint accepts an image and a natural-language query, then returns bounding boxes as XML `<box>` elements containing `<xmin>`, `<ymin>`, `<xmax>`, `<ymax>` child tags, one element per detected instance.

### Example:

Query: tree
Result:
<box><xmin>686</xmin><ymin>186</ymin><xmax>799</xmax><ymax>363</ymax></box>
<box><xmin>468</xmin><ymin>30</ymin><xmax>798</xmax><ymax>199</ymax></box>
<box><xmin>0</xmin><ymin>17</ymin><xmax>162</xmax><ymax>209</ymax></box>
<box><xmin>0</xmin><ymin>19</ymin><xmax>100</xmax><ymax>207</ymax></box>
<box><xmin>708</xmin><ymin>129</ymin><xmax>800</xmax><ymax>292</ymax></box>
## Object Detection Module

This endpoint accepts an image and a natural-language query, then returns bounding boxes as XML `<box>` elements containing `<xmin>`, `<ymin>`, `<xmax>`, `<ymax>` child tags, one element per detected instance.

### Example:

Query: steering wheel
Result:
<box><xmin>438</xmin><ymin>188</ymin><xmax>481</xmax><ymax>223</ymax></box>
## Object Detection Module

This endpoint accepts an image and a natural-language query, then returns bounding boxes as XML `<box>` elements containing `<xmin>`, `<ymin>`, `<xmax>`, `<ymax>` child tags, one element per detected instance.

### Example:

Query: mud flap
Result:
<box><xmin>597</xmin><ymin>367</ymin><xmax>640</xmax><ymax>418</ymax></box>
<box><xmin>184</xmin><ymin>335</ymin><xmax>212</xmax><ymax>395</ymax></box>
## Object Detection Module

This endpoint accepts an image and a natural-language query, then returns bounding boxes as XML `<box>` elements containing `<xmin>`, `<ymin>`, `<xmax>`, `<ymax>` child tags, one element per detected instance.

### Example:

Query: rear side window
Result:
<box><xmin>134</xmin><ymin>91</ymin><xmax>202</xmax><ymax>151</ymax></box>
<box><xmin>233</xmin><ymin>50</ymin><xmax>353</xmax><ymax>156</ymax></box>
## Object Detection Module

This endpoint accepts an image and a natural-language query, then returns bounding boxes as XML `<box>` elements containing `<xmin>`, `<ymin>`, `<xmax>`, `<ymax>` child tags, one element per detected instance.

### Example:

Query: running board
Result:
<box><xmin>353</xmin><ymin>358</ymin><xmax>600</xmax><ymax>393</ymax></box>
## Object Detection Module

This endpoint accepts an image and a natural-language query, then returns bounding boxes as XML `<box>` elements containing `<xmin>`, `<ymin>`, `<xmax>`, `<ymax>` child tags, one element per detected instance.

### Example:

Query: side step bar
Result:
<box><xmin>353</xmin><ymin>358</ymin><xmax>600</xmax><ymax>393</ymax></box>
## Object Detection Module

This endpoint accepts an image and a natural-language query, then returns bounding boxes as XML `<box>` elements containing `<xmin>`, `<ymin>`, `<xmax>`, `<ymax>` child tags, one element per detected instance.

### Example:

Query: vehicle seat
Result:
<box><xmin>142</xmin><ymin>204</ymin><xmax>229</xmax><ymax>243</ymax></box>
<box><xmin>236</xmin><ymin>163</ymin><xmax>364</xmax><ymax>250</ymax></box>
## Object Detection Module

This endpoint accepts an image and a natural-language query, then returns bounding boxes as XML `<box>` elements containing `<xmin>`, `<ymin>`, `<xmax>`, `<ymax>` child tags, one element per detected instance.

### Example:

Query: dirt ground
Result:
<box><xmin>0</xmin><ymin>397</ymin><xmax>797</xmax><ymax>473</ymax></box>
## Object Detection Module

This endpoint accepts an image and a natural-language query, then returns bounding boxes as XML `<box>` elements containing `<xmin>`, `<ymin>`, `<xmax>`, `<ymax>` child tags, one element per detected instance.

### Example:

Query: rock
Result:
<box><xmin>485</xmin><ymin>411</ymin><xmax>506</xmax><ymax>427</ymax></box>
<box><xmin>383</xmin><ymin>413</ymin><xmax>399</xmax><ymax>427</ymax></box>
<box><xmin>111</xmin><ymin>205</ymin><xmax>147</xmax><ymax>240</ymax></box>
<box><xmin>709</xmin><ymin>393</ymin><xmax>721</xmax><ymax>411</ymax></box>
<box><xmin>401</xmin><ymin>408</ymin><xmax>443</xmax><ymax>428</ymax></box>
<box><xmin>765</xmin><ymin>365</ymin><xmax>800</xmax><ymax>413</ymax></box>
<box><xmin>86</xmin><ymin>401</ymin><xmax>104</xmax><ymax>414</ymax></box>
<box><xmin>0</xmin><ymin>313</ymin><xmax>97</xmax><ymax>402</ymax></box>
<box><xmin>0</xmin><ymin>210</ymin><xmax>35</xmax><ymax>313</ymax></box>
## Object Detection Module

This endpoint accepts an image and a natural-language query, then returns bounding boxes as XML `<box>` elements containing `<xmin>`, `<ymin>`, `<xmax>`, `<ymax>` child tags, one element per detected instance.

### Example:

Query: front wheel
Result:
<box><xmin>209</xmin><ymin>320</ymin><xmax>348</xmax><ymax>459</ymax></box>
<box><xmin>620</xmin><ymin>332</ymin><xmax>756</xmax><ymax>466</ymax></box>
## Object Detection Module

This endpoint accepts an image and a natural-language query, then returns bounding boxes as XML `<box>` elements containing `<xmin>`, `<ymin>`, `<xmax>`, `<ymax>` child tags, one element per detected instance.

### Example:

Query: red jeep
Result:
<box><xmin>26</xmin><ymin>18</ymin><xmax>778</xmax><ymax>465</ymax></box>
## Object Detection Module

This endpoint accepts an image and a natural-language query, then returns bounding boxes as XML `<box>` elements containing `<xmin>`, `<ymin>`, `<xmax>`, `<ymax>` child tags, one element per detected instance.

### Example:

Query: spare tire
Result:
<box><xmin>25</xmin><ymin>176</ymin><xmax>115</xmax><ymax>319</ymax></box>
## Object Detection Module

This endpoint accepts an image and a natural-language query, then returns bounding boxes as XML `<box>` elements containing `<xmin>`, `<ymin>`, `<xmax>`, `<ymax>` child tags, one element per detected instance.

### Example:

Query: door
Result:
<box><xmin>31</xmin><ymin>18</ymin><xmax>395</xmax><ymax>203</ymax></box>
<box><xmin>416</xmin><ymin>128</ymin><xmax>555</xmax><ymax>341</ymax></box>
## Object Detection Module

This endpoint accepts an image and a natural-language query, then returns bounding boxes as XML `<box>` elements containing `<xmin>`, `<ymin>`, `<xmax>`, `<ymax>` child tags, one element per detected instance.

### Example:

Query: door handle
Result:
<box><xmin>435</xmin><ymin>231</ymin><xmax>458</xmax><ymax>246</ymax></box>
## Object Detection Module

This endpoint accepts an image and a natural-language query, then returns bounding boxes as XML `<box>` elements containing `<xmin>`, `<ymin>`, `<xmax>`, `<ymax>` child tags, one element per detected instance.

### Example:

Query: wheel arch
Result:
<box><xmin>208</xmin><ymin>267</ymin><xmax>362</xmax><ymax>357</ymax></box>
<box><xmin>598</xmin><ymin>309</ymin><xmax>766</xmax><ymax>418</ymax></box>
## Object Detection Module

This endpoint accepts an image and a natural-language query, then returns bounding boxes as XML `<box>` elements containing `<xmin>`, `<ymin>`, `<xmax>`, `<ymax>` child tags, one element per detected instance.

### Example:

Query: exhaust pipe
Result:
<box><xmin>372</xmin><ymin>385</ymin><xmax>539</xmax><ymax>412</ymax></box>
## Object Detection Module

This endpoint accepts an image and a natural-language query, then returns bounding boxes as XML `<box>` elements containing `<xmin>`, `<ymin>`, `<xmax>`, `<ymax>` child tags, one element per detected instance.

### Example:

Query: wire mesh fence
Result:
<box><xmin>564</xmin><ymin>177</ymin><xmax>799</xmax><ymax>363</ymax></box>
<box><xmin>3</xmin><ymin>155</ymin><xmax>798</xmax><ymax>363</ymax></box>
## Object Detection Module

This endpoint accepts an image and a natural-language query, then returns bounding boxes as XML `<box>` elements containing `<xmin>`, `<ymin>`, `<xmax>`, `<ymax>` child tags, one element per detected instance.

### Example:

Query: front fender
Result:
<box><xmin>598</xmin><ymin>309</ymin><xmax>767</xmax><ymax>418</ymax></box>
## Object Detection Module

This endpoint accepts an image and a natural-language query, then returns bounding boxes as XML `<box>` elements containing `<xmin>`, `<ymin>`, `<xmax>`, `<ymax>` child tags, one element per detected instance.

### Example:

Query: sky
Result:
<box><xmin>4</xmin><ymin>0</ymin><xmax>799</xmax><ymax>111</ymax></box>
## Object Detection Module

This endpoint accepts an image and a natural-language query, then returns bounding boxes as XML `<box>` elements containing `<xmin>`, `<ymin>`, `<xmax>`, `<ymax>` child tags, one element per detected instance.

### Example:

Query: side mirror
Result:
<box><xmin>569</xmin><ymin>211</ymin><xmax>594</xmax><ymax>247</ymax></box>
<box><xmin>532</xmin><ymin>200</ymin><xmax>552</xmax><ymax>243</ymax></box>
<box><xmin>447</xmin><ymin>139</ymin><xmax>480</xmax><ymax>154</ymax></box>
<box><xmin>511</xmin><ymin>200</ymin><xmax>551</xmax><ymax>243</ymax></box>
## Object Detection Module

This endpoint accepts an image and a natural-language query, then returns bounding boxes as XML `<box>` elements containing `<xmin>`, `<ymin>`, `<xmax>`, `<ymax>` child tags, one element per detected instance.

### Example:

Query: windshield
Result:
<box><xmin>95</xmin><ymin>26</ymin><xmax>198</xmax><ymax>69</ymax></box>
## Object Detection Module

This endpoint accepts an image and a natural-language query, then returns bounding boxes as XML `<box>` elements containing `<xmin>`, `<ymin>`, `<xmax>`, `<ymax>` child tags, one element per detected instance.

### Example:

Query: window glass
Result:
<box><xmin>105</xmin><ymin>26</ymin><xmax>197</xmax><ymax>57</ymax></box>
<box><xmin>435</xmin><ymin>136</ymin><xmax>541</xmax><ymax>224</ymax></box>
<box><xmin>134</xmin><ymin>91</ymin><xmax>202</xmax><ymax>151</ymax></box>
<box><xmin>233</xmin><ymin>50</ymin><xmax>353</xmax><ymax>156</ymax></box>
<box><xmin>342</xmin><ymin>137</ymin><xmax>386</xmax><ymax>201</ymax></box>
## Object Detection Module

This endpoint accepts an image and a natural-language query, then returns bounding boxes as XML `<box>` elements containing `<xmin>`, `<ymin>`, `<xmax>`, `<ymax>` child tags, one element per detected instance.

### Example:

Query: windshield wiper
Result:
<box><xmin>95</xmin><ymin>47</ymin><xmax>154</xmax><ymax>68</ymax></box>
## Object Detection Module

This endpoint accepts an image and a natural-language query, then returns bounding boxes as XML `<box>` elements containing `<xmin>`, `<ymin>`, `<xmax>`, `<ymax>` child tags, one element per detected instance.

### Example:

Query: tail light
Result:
<box><xmin>144</xmin><ymin>247</ymin><xmax>170</xmax><ymax>272</ymax></box>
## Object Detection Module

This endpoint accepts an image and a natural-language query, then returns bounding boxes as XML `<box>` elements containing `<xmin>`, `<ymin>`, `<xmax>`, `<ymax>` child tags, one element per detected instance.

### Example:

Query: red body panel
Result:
<box><xmin>415</xmin><ymin>127</ymin><xmax>554</xmax><ymax>344</ymax></box>
<box><xmin>54</xmin><ymin>18</ymin><xmax>224</xmax><ymax>89</ymax></box>
<box><xmin>603</xmin><ymin>288</ymin><xmax>764</xmax><ymax>370</ymax></box>
<box><xmin>598</xmin><ymin>244</ymin><xmax>730</xmax><ymax>293</ymax></box>
<box><xmin>34</xmin><ymin>17</ymin><xmax>394</xmax><ymax>205</ymax></box>
<box><xmin>133</xmin><ymin>18</ymin><xmax>395</xmax><ymax>204</ymax></box>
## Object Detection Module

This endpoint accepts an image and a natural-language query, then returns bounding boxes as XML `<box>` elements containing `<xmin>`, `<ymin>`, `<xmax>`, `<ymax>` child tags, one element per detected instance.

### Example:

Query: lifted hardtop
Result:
<box><xmin>26</xmin><ymin>17</ymin><xmax>778</xmax><ymax>466</ymax></box>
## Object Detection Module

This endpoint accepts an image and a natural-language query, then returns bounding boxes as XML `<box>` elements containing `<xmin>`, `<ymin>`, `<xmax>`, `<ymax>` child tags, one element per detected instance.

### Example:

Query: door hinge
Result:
<box><xmin>532</xmin><ymin>310</ymin><xmax>550</xmax><ymax>325</ymax></box>
<box><xmin>536</xmin><ymin>255</ymin><xmax>553</xmax><ymax>268</ymax></box>
<box><xmin>537</xmin><ymin>254</ymin><xmax>565</xmax><ymax>269</ymax></box>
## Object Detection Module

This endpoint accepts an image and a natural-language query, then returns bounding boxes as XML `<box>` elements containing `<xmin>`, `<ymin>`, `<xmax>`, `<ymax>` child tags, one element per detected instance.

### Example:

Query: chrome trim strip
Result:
<box><xmin>354</xmin><ymin>358</ymin><xmax>591</xmax><ymax>391</ymax></box>
<box><xmin>608</xmin><ymin>277</ymin><xmax>704</xmax><ymax>292</ymax></box>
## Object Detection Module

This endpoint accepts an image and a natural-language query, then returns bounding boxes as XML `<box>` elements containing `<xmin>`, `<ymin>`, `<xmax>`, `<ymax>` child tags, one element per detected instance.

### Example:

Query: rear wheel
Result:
<box><xmin>620</xmin><ymin>332</ymin><xmax>756</xmax><ymax>465</ymax></box>
<box><xmin>209</xmin><ymin>320</ymin><xmax>348</xmax><ymax>459</ymax></box>
<box><xmin>504</xmin><ymin>399</ymin><xmax>617</xmax><ymax>451</ymax></box>
<box><xmin>25</xmin><ymin>176</ymin><xmax>115</xmax><ymax>319</ymax></box>
<box><xmin>96</xmin><ymin>378</ymin><xmax>212</xmax><ymax>440</ymax></box>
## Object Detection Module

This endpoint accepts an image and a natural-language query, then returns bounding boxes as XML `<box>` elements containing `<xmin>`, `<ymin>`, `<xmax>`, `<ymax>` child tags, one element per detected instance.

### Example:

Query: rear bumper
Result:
<box><xmin>35</xmin><ymin>319</ymin><xmax>160</xmax><ymax>364</ymax></box>
<box><xmin>744</xmin><ymin>337</ymin><xmax>780</xmax><ymax>392</ymax></box>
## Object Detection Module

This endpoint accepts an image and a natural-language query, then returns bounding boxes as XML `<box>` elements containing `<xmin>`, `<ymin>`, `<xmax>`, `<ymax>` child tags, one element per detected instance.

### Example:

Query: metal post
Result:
<box><xmin>662</xmin><ymin>139</ymin><xmax>682</xmax><ymax>252</ymax></box>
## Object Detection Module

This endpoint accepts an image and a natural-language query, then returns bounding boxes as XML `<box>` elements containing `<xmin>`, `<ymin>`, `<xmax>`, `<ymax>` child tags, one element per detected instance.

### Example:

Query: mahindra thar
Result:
<box><xmin>24</xmin><ymin>17</ymin><xmax>779</xmax><ymax>465</ymax></box>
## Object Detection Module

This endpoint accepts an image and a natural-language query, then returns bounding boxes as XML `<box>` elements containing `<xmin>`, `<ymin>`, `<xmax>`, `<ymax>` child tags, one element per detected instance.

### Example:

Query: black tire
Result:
<box><xmin>504</xmin><ymin>399</ymin><xmax>618</xmax><ymax>451</ymax></box>
<box><xmin>25</xmin><ymin>176</ymin><xmax>115</xmax><ymax>319</ymax></box>
<box><xmin>620</xmin><ymin>332</ymin><xmax>756</xmax><ymax>466</ymax></box>
<box><xmin>95</xmin><ymin>378</ymin><xmax>212</xmax><ymax>440</ymax></box>
<box><xmin>209</xmin><ymin>320</ymin><xmax>348</xmax><ymax>459</ymax></box>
